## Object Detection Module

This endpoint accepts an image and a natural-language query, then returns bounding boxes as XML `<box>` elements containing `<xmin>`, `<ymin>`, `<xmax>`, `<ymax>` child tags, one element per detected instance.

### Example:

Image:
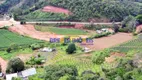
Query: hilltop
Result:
<box><xmin>0</xmin><ymin>0</ymin><xmax>142</xmax><ymax>22</ymax></box>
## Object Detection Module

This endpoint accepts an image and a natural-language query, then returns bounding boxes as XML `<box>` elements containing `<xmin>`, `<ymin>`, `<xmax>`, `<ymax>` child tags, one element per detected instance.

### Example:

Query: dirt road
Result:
<box><xmin>0</xmin><ymin>57</ymin><xmax>7</xmax><ymax>73</ymax></box>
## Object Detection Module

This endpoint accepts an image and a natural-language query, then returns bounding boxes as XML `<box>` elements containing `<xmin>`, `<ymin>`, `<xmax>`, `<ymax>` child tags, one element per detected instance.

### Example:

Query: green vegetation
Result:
<box><xmin>44</xmin><ymin>65</ymin><xmax>78</xmax><ymax>80</ymax></box>
<box><xmin>84</xmin><ymin>24</ymin><xmax>112</xmax><ymax>30</ymax></box>
<box><xmin>0</xmin><ymin>29</ymin><xmax>43</xmax><ymax>49</ymax></box>
<box><xmin>92</xmin><ymin>49</ymin><xmax>111</xmax><ymax>64</ymax></box>
<box><xmin>26</xmin><ymin>56</ymin><xmax>45</xmax><ymax>65</ymax></box>
<box><xmin>136</xmin><ymin>14</ymin><xmax>142</xmax><ymax>23</ymax></box>
<box><xmin>0</xmin><ymin>48</ymin><xmax>33</xmax><ymax>60</ymax></box>
<box><xmin>90</xmin><ymin>32</ymin><xmax>111</xmax><ymax>39</ymax></box>
<box><xmin>6</xmin><ymin>58</ymin><xmax>24</xmax><ymax>73</ymax></box>
<box><xmin>1</xmin><ymin>0</ymin><xmax>142</xmax><ymax>21</ymax></box>
<box><xmin>22</xmin><ymin>10</ymin><xmax>68</xmax><ymax>21</ymax></box>
<box><xmin>66</xmin><ymin>43</ymin><xmax>76</xmax><ymax>54</ymax></box>
<box><xmin>111</xmin><ymin>34</ymin><xmax>142</xmax><ymax>53</ymax></box>
<box><xmin>35</xmin><ymin>26</ymin><xmax>87</xmax><ymax>35</ymax></box>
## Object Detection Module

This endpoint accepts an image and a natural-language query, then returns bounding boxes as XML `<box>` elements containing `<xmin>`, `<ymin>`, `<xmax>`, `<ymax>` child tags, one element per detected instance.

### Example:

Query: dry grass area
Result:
<box><xmin>105</xmin><ymin>52</ymin><xmax>126</xmax><ymax>63</ymax></box>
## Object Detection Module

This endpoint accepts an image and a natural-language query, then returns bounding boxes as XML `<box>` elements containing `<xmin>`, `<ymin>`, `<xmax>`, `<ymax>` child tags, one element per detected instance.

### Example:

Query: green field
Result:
<box><xmin>0</xmin><ymin>29</ymin><xmax>43</xmax><ymax>48</ymax></box>
<box><xmin>111</xmin><ymin>34</ymin><xmax>142</xmax><ymax>53</ymax></box>
<box><xmin>35</xmin><ymin>26</ymin><xmax>87</xmax><ymax>35</ymax></box>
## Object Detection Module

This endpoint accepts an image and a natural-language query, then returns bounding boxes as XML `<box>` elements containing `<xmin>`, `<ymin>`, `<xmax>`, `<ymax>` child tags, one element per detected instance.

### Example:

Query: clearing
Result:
<box><xmin>42</xmin><ymin>6</ymin><xmax>72</xmax><ymax>15</ymax></box>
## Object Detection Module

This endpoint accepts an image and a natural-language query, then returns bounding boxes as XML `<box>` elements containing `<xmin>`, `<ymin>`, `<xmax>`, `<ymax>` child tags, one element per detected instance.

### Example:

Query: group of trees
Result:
<box><xmin>43</xmin><ymin>65</ymin><xmax>102</xmax><ymax>80</ymax></box>
<box><xmin>1</xmin><ymin>0</ymin><xmax>142</xmax><ymax>21</ymax></box>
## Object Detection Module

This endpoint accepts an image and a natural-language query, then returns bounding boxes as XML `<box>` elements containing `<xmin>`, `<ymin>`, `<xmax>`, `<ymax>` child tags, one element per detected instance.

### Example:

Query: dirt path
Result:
<box><xmin>0</xmin><ymin>57</ymin><xmax>7</xmax><ymax>73</ymax></box>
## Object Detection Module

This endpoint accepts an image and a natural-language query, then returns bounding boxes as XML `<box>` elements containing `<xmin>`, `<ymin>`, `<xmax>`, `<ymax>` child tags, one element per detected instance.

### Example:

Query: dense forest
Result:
<box><xmin>0</xmin><ymin>0</ymin><xmax>142</xmax><ymax>21</ymax></box>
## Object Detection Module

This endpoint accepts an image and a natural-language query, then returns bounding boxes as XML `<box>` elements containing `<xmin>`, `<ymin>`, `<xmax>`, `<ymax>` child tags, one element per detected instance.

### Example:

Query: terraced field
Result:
<box><xmin>111</xmin><ymin>34</ymin><xmax>142</xmax><ymax>53</ymax></box>
<box><xmin>0</xmin><ymin>29</ymin><xmax>43</xmax><ymax>48</ymax></box>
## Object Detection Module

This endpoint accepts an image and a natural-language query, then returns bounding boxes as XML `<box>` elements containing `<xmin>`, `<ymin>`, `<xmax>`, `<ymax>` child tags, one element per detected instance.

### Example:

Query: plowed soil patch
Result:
<box><xmin>42</xmin><ymin>6</ymin><xmax>72</xmax><ymax>15</ymax></box>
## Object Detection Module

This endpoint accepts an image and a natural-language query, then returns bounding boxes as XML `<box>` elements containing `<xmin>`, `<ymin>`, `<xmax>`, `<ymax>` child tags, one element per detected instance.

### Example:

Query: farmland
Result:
<box><xmin>35</xmin><ymin>25</ymin><xmax>87</xmax><ymax>35</ymax></box>
<box><xmin>0</xmin><ymin>29</ymin><xmax>43</xmax><ymax>48</ymax></box>
<box><xmin>111</xmin><ymin>34</ymin><xmax>142</xmax><ymax>53</ymax></box>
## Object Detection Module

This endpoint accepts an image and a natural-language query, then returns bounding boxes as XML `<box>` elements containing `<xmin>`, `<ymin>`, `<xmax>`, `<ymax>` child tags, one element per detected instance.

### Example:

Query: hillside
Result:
<box><xmin>0</xmin><ymin>0</ymin><xmax>142</xmax><ymax>22</ymax></box>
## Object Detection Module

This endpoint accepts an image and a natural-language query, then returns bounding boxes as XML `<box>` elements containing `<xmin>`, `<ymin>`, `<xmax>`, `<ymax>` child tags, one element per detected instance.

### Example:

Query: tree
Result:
<box><xmin>113</xmin><ymin>22</ymin><xmax>119</xmax><ymax>33</ymax></box>
<box><xmin>0</xmin><ymin>65</ymin><xmax>2</xmax><ymax>73</ymax></box>
<box><xmin>66</xmin><ymin>43</ymin><xmax>76</xmax><ymax>54</ymax></box>
<box><xmin>80</xmin><ymin>70</ymin><xmax>100</xmax><ymax>80</ymax></box>
<box><xmin>136</xmin><ymin>14</ymin><xmax>142</xmax><ymax>24</ymax></box>
<box><xmin>6</xmin><ymin>58</ymin><xmax>24</xmax><ymax>73</ymax></box>
<box><xmin>6</xmin><ymin>47</ymin><xmax>12</xmax><ymax>53</ymax></box>
<box><xmin>44</xmin><ymin>65</ymin><xmax>78</xmax><ymax>80</ymax></box>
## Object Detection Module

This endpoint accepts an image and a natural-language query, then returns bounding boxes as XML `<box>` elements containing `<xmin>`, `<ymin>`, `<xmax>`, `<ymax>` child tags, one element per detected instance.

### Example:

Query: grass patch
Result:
<box><xmin>0</xmin><ymin>48</ymin><xmax>33</xmax><ymax>60</ymax></box>
<box><xmin>35</xmin><ymin>25</ymin><xmax>87</xmax><ymax>35</ymax></box>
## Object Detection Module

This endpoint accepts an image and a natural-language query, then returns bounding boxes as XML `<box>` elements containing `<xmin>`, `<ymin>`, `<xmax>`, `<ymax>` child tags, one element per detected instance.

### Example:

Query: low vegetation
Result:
<box><xmin>35</xmin><ymin>26</ymin><xmax>87</xmax><ymax>35</ymax></box>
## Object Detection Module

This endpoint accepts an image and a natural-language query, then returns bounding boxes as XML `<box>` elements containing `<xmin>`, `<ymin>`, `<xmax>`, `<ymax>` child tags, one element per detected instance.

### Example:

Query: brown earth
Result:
<box><xmin>9</xmin><ymin>24</ymin><xmax>65</xmax><ymax>41</ymax></box>
<box><xmin>42</xmin><ymin>6</ymin><xmax>72</xmax><ymax>15</ymax></box>
<box><xmin>105</xmin><ymin>52</ymin><xmax>126</xmax><ymax>63</ymax></box>
<box><xmin>81</xmin><ymin>33</ymin><xmax>133</xmax><ymax>50</ymax></box>
<box><xmin>0</xmin><ymin>57</ymin><xmax>7</xmax><ymax>73</ymax></box>
<box><xmin>136</xmin><ymin>25</ymin><xmax>142</xmax><ymax>33</ymax></box>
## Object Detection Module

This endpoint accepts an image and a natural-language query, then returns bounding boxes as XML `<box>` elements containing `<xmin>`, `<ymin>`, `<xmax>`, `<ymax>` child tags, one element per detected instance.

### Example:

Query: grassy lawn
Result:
<box><xmin>0</xmin><ymin>48</ymin><xmax>33</xmax><ymax>60</ymax></box>
<box><xmin>35</xmin><ymin>25</ymin><xmax>87</xmax><ymax>35</ymax></box>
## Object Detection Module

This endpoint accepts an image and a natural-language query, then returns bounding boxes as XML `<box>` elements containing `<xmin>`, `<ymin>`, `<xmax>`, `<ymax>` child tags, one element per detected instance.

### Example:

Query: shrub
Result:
<box><xmin>91</xmin><ymin>32</ymin><xmax>111</xmax><ymax>39</ymax></box>
<box><xmin>20</xmin><ymin>21</ymin><xmax>26</xmax><ymax>25</ymax></box>
<box><xmin>92</xmin><ymin>49</ymin><xmax>111</xmax><ymax>64</ymax></box>
<box><xmin>30</xmin><ymin>43</ymin><xmax>41</xmax><ymax>50</ymax></box>
<box><xmin>80</xmin><ymin>70</ymin><xmax>100</xmax><ymax>80</ymax></box>
<box><xmin>6</xmin><ymin>58</ymin><xmax>24</xmax><ymax>73</ymax></box>
<box><xmin>66</xmin><ymin>43</ymin><xmax>76</xmax><ymax>54</ymax></box>
<box><xmin>44</xmin><ymin>65</ymin><xmax>78</xmax><ymax>80</ymax></box>
<box><xmin>136</xmin><ymin>14</ymin><xmax>142</xmax><ymax>24</ymax></box>
<box><xmin>6</xmin><ymin>47</ymin><xmax>12</xmax><ymax>53</ymax></box>
<box><xmin>12</xmin><ymin>77</ymin><xmax>22</xmax><ymax>80</ymax></box>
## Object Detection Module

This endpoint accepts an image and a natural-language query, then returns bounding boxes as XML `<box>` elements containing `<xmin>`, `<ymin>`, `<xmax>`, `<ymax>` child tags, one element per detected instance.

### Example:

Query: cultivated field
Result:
<box><xmin>111</xmin><ymin>34</ymin><xmax>142</xmax><ymax>53</ymax></box>
<box><xmin>82</xmin><ymin>33</ymin><xmax>133</xmax><ymax>50</ymax></box>
<box><xmin>0</xmin><ymin>29</ymin><xmax>42</xmax><ymax>48</ymax></box>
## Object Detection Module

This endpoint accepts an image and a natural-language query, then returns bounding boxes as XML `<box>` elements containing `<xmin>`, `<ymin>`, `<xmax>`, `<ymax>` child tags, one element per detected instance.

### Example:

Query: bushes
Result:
<box><xmin>20</xmin><ymin>21</ymin><xmax>26</xmax><ymax>25</ymax></box>
<box><xmin>26</xmin><ymin>56</ymin><xmax>45</xmax><ymax>65</ymax></box>
<box><xmin>121</xmin><ymin>15</ymin><xmax>137</xmax><ymax>33</ymax></box>
<box><xmin>6</xmin><ymin>58</ymin><xmax>25</xmax><ymax>73</ymax></box>
<box><xmin>30</xmin><ymin>43</ymin><xmax>42</xmax><ymax>50</ymax></box>
<box><xmin>66</xmin><ymin>43</ymin><xmax>76</xmax><ymax>54</ymax></box>
<box><xmin>44</xmin><ymin>65</ymin><xmax>78</xmax><ymax>80</ymax></box>
<box><xmin>136</xmin><ymin>14</ymin><xmax>142</xmax><ymax>24</ymax></box>
<box><xmin>91</xmin><ymin>32</ymin><xmax>111</xmax><ymax>39</ymax></box>
<box><xmin>92</xmin><ymin>49</ymin><xmax>111</xmax><ymax>64</ymax></box>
